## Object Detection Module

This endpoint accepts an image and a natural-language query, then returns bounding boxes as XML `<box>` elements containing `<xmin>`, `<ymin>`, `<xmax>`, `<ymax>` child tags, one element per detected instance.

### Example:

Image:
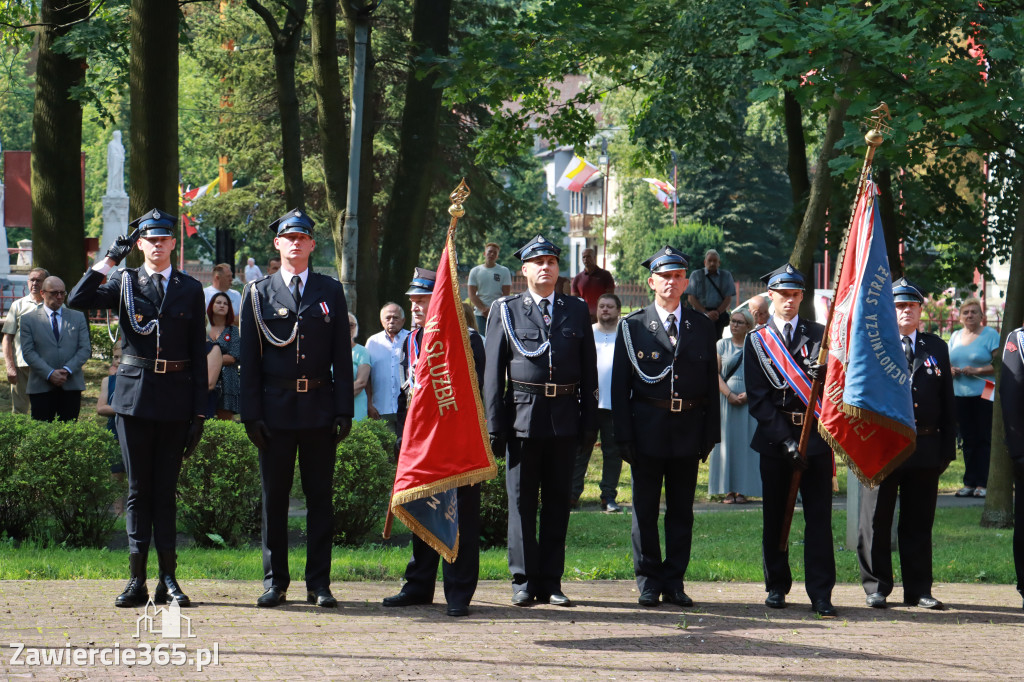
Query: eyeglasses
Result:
<box><xmin>43</xmin><ymin>290</ymin><xmax>67</xmax><ymax>296</ymax></box>
<box><xmin>729</xmin><ymin>318</ymin><xmax>747</xmax><ymax>325</ymax></box>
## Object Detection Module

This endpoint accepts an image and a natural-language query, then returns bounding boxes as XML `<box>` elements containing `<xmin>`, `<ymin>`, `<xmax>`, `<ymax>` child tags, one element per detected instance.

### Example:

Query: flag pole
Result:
<box><xmin>777</xmin><ymin>103</ymin><xmax>892</xmax><ymax>551</ymax></box>
<box><xmin>382</xmin><ymin>178</ymin><xmax>472</xmax><ymax>540</ymax></box>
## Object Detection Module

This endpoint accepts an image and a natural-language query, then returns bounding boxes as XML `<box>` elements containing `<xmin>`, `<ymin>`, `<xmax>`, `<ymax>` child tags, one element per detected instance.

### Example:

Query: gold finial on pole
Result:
<box><xmin>448</xmin><ymin>179</ymin><xmax>471</xmax><ymax>220</ymax></box>
<box><xmin>864</xmin><ymin>102</ymin><xmax>892</xmax><ymax>148</ymax></box>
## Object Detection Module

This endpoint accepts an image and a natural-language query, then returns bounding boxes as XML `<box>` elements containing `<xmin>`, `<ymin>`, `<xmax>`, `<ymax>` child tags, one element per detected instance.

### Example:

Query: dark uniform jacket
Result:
<box><xmin>611</xmin><ymin>304</ymin><xmax>719</xmax><ymax>459</ymax></box>
<box><xmin>902</xmin><ymin>332</ymin><xmax>956</xmax><ymax>469</ymax></box>
<box><xmin>743</xmin><ymin>317</ymin><xmax>830</xmax><ymax>458</ymax></box>
<box><xmin>239</xmin><ymin>272</ymin><xmax>353</xmax><ymax>430</ymax></box>
<box><xmin>1000</xmin><ymin>327</ymin><xmax>1024</xmax><ymax>466</ymax></box>
<box><xmin>484</xmin><ymin>292</ymin><xmax>598</xmax><ymax>438</ymax></box>
<box><xmin>69</xmin><ymin>267</ymin><xmax>206</xmax><ymax>421</ymax></box>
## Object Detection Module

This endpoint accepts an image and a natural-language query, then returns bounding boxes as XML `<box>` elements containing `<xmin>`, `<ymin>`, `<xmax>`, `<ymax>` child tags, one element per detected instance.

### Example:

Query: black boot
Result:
<box><xmin>153</xmin><ymin>550</ymin><xmax>191</xmax><ymax>607</ymax></box>
<box><xmin>115</xmin><ymin>552</ymin><xmax>149</xmax><ymax>608</ymax></box>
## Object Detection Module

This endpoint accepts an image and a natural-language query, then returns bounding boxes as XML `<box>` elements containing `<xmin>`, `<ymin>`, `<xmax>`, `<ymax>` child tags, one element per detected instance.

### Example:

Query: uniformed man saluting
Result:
<box><xmin>998</xmin><ymin>317</ymin><xmax>1024</xmax><ymax>610</ymax></box>
<box><xmin>743</xmin><ymin>263</ymin><xmax>836</xmax><ymax>617</ymax></box>
<box><xmin>69</xmin><ymin>209</ymin><xmax>207</xmax><ymax>609</ymax></box>
<box><xmin>484</xmin><ymin>235</ymin><xmax>598</xmax><ymax>607</ymax></box>
<box><xmin>611</xmin><ymin>246</ymin><xmax>720</xmax><ymax>608</ymax></box>
<box><xmin>239</xmin><ymin>209</ymin><xmax>354</xmax><ymax>608</ymax></box>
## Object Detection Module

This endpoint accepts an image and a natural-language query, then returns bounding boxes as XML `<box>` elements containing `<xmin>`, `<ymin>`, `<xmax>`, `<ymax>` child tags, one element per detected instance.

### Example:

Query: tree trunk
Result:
<box><xmin>129</xmin><ymin>0</ymin><xmax>179</xmax><ymax>266</ymax></box>
<box><xmin>874</xmin><ymin>164</ymin><xmax>903</xmax><ymax>279</ymax></box>
<box><xmin>982</xmin><ymin>185</ymin><xmax>1024</xmax><ymax>528</ymax></box>
<box><xmin>30</xmin><ymin>0</ymin><xmax>89</xmax><ymax>283</ymax></box>
<box><xmin>311</xmin><ymin>0</ymin><xmax>349</xmax><ymax>279</ymax></box>
<box><xmin>783</xmin><ymin>90</ymin><xmax>810</xmax><ymax>224</ymax></box>
<box><xmin>377</xmin><ymin>0</ymin><xmax>453</xmax><ymax>307</ymax></box>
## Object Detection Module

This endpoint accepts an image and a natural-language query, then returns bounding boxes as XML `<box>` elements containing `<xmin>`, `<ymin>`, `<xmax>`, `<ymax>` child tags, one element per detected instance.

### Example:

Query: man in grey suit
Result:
<box><xmin>20</xmin><ymin>276</ymin><xmax>91</xmax><ymax>422</ymax></box>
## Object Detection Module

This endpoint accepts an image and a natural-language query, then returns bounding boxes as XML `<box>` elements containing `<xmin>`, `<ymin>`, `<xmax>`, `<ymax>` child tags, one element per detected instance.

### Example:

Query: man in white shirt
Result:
<box><xmin>468</xmin><ymin>242</ymin><xmax>512</xmax><ymax>334</ymax></box>
<box><xmin>243</xmin><ymin>257</ymin><xmax>262</xmax><ymax>283</ymax></box>
<box><xmin>366</xmin><ymin>302</ymin><xmax>410</xmax><ymax>443</ymax></box>
<box><xmin>203</xmin><ymin>263</ymin><xmax>242</xmax><ymax>316</ymax></box>
<box><xmin>2</xmin><ymin>267</ymin><xmax>47</xmax><ymax>414</ymax></box>
<box><xmin>570</xmin><ymin>293</ymin><xmax>624</xmax><ymax>512</ymax></box>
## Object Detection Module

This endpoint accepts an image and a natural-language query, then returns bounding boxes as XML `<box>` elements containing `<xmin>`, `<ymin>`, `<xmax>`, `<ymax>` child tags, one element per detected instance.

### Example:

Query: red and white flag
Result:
<box><xmin>556</xmin><ymin>155</ymin><xmax>599</xmax><ymax>192</ymax></box>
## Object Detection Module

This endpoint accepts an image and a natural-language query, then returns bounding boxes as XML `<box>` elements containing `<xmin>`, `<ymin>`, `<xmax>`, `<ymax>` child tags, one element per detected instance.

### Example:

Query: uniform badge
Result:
<box><xmin>786</xmin><ymin>264</ymin><xmax>794</xmax><ymax>274</ymax></box>
<box><xmin>684</xmin><ymin>320</ymin><xmax>692</xmax><ymax>331</ymax></box>
<box><xmin>135</xmin><ymin>314</ymin><xmax>143</xmax><ymax>323</ymax></box>
<box><xmin>649</xmin><ymin>320</ymin><xmax>659</xmax><ymax>332</ymax></box>
<box><xmin>665</xmin><ymin>247</ymin><xmax>673</xmax><ymax>255</ymax></box>
<box><xmin>537</xmin><ymin>235</ymin><xmax>546</xmax><ymax>243</ymax></box>
<box><xmin>637</xmin><ymin>351</ymin><xmax>644</xmax><ymax>359</ymax></box>
<box><xmin>224</xmin><ymin>333</ymin><xmax>231</xmax><ymax>342</ymax></box>
<box><xmin>800</xmin><ymin>346</ymin><xmax>808</xmax><ymax>358</ymax></box>
<box><xmin>1007</xmin><ymin>339</ymin><xmax>1018</xmax><ymax>353</ymax></box>
<box><xmin>278</xmin><ymin>308</ymin><xmax>288</xmax><ymax>316</ymax></box>
<box><xmin>652</xmin><ymin>351</ymin><xmax>660</xmax><ymax>360</ymax></box>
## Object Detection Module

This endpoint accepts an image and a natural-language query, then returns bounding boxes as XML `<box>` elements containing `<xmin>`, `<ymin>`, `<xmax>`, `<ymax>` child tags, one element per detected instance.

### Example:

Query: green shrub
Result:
<box><xmin>479</xmin><ymin>457</ymin><xmax>508</xmax><ymax>549</ymax></box>
<box><xmin>178</xmin><ymin>420</ymin><xmax>261</xmax><ymax>547</ymax></box>
<box><xmin>333</xmin><ymin>418</ymin><xmax>395</xmax><ymax>545</ymax></box>
<box><xmin>0</xmin><ymin>414</ymin><xmax>41</xmax><ymax>539</ymax></box>
<box><xmin>89</xmin><ymin>322</ymin><xmax>120</xmax><ymax>362</ymax></box>
<box><xmin>21</xmin><ymin>419</ymin><xmax>121</xmax><ymax>547</ymax></box>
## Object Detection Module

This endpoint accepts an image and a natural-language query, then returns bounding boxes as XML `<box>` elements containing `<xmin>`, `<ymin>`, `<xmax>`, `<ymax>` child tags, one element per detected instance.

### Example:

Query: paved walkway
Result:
<box><xmin>2</xmin><ymin>580</ymin><xmax>1022</xmax><ymax>680</ymax></box>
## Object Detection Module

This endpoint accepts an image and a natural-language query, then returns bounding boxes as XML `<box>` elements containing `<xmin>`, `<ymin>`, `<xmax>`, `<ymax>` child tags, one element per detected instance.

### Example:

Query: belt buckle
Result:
<box><xmin>670</xmin><ymin>398</ymin><xmax>683</xmax><ymax>413</ymax></box>
<box><xmin>544</xmin><ymin>383</ymin><xmax>557</xmax><ymax>397</ymax></box>
<box><xmin>153</xmin><ymin>358</ymin><xmax>167</xmax><ymax>374</ymax></box>
<box><xmin>792</xmin><ymin>412</ymin><xmax>804</xmax><ymax>426</ymax></box>
<box><xmin>296</xmin><ymin>378</ymin><xmax>309</xmax><ymax>393</ymax></box>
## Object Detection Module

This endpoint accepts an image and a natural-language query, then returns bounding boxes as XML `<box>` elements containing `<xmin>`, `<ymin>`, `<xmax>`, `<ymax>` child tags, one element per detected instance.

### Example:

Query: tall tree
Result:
<box><xmin>30</xmin><ymin>0</ymin><xmax>91</xmax><ymax>282</ymax></box>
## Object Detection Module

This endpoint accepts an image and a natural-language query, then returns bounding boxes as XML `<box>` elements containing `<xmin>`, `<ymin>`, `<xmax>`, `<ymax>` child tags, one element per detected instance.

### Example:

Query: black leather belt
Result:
<box><xmin>782</xmin><ymin>410</ymin><xmax>809</xmax><ymax>426</ymax></box>
<box><xmin>640</xmin><ymin>396</ymin><xmax>706</xmax><ymax>413</ymax></box>
<box><xmin>510</xmin><ymin>380</ymin><xmax>578</xmax><ymax>397</ymax></box>
<box><xmin>917</xmin><ymin>425</ymin><xmax>939</xmax><ymax>436</ymax></box>
<box><xmin>122</xmin><ymin>355</ymin><xmax>191</xmax><ymax>374</ymax></box>
<box><xmin>265</xmin><ymin>374</ymin><xmax>332</xmax><ymax>393</ymax></box>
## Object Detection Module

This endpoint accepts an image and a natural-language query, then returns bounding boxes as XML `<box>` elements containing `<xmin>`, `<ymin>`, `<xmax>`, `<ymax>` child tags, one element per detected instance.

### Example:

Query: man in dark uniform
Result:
<box><xmin>998</xmin><ymin>318</ymin><xmax>1024</xmax><ymax>610</ymax></box>
<box><xmin>382</xmin><ymin>267</ymin><xmax>484</xmax><ymax>617</ymax></box>
<box><xmin>484</xmin><ymin>235</ymin><xmax>598</xmax><ymax>606</ymax></box>
<box><xmin>69</xmin><ymin>209</ymin><xmax>207</xmax><ymax>608</ymax></box>
<box><xmin>858</xmin><ymin>278</ymin><xmax>954</xmax><ymax>610</ymax></box>
<box><xmin>239</xmin><ymin>208</ymin><xmax>354</xmax><ymax>608</ymax></box>
<box><xmin>611</xmin><ymin>246</ymin><xmax>719</xmax><ymax>607</ymax></box>
<box><xmin>743</xmin><ymin>263</ymin><xmax>837</xmax><ymax>617</ymax></box>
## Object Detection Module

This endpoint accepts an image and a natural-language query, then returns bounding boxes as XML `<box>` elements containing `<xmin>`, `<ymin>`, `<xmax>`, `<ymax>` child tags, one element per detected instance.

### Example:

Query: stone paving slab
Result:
<box><xmin>1</xmin><ymin>580</ymin><xmax>1022</xmax><ymax>681</ymax></box>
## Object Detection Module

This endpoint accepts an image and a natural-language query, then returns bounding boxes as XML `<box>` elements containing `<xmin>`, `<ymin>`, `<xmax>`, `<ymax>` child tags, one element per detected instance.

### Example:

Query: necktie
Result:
<box><xmin>51</xmin><ymin>311</ymin><xmax>60</xmax><ymax>342</ymax></box>
<box><xmin>291</xmin><ymin>275</ymin><xmax>302</xmax><ymax>309</ymax></box>
<box><xmin>539</xmin><ymin>298</ymin><xmax>551</xmax><ymax>327</ymax></box>
<box><xmin>666</xmin><ymin>313</ymin><xmax>678</xmax><ymax>346</ymax></box>
<box><xmin>152</xmin><ymin>273</ymin><xmax>165</xmax><ymax>306</ymax></box>
<box><xmin>784</xmin><ymin>322</ymin><xmax>793</xmax><ymax>347</ymax></box>
<box><xmin>903</xmin><ymin>335</ymin><xmax>914</xmax><ymax>370</ymax></box>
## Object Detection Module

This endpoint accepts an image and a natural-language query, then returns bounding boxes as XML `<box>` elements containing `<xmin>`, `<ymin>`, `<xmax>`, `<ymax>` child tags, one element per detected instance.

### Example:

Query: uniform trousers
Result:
<box><xmin>506</xmin><ymin>435</ymin><xmax>575</xmax><ymax>596</ymax></box>
<box><xmin>115</xmin><ymin>415</ymin><xmax>189</xmax><ymax>554</ymax></box>
<box><xmin>760</xmin><ymin>453</ymin><xmax>836</xmax><ymax>602</ymax></box>
<box><xmin>29</xmin><ymin>387</ymin><xmax>82</xmax><ymax>422</ymax></box>
<box><xmin>857</xmin><ymin>466</ymin><xmax>941</xmax><ymax>598</ymax></box>
<box><xmin>1015</xmin><ymin>468</ymin><xmax>1024</xmax><ymax>594</ymax></box>
<box><xmin>259</xmin><ymin>425</ymin><xmax>336</xmax><ymax>591</ymax></box>
<box><xmin>630</xmin><ymin>454</ymin><xmax>699</xmax><ymax>593</ymax></box>
<box><xmin>400</xmin><ymin>483</ymin><xmax>481</xmax><ymax>607</ymax></box>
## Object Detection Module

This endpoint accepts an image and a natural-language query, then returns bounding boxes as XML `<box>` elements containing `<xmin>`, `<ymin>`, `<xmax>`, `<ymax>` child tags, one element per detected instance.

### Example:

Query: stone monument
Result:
<box><xmin>100</xmin><ymin>130</ymin><xmax>129</xmax><ymax>251</ymax></box>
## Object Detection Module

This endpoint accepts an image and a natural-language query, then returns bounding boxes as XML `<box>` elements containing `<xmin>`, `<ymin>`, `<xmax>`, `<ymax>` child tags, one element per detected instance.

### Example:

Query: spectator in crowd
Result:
<box><xmin>708</xmin><ymin>306</ymin><xmax>761</xmax><ymax>503</ymax></box>
<box><xmin>462</xmin><ymin>301</ymin><xmax>478</xmax><ymax>332</ymax></box>
<box><xmin>204</xmin><ymin>339</ymin><xmax>223</xmax><ymax>418</ymax></box>
<box><xmin>243</xmin><ymin>257</ymin><xmax>262</xmax><ymax>283</ymax></box>
<box><xmin>2</xmin><ymin>267</ymin><xmax>47</xmax><ymax>414</ymax></box>
<box><xmin>20</xmin><ymin>276</ymin><xmax>91</xmax><ymax>422</ymax></box>
<box><xmin>203</xmin><ymin>263</ymin><xmax>242</xmax><ymax>317</ymax></box>
<box><xmin>571</xmin><ymin>292</ymin><xmax>625</xmax><ymax>512</ymax></box>
<box><xmin>949</xmin><ymin>297</ymin><xmax>1000</xmax><ymax>497</ymax></box>
<box><xmin>571</xmin><ymin>247</ymin><xmax>616</xmax><ymax>323</ymax></box>
<box><xmin>686</xmin><ymin>249</ymin><xmax>735</xmax><ymax>337</ymax></box>
<box><xmin>349</xmin><ymin>312</ymin><xmax>372</xmax><ymax>422</ymax></box>
<box><xmin>366</xmin><ymin>302</ymin><xmax>410</xmax><ymax>438</ymax></box>
<box><xmin>206</xmin><ymin>291</ymin><xmax>240</xmax><ymax>420</ymax></box>
<box><xmin>997</xmin><ymin>318</ymin><xmax>1024</xmax><ymax>611</ymax></box>
<box><xmin>746</xmin><ymin>295</ymin><xmax>770</xmax><ymax>327</ymax></box>
<box><xmin>97</xmin><ymin>346</ymin><xmax>126</xmax><ymax>514</ymax></box>
<box><xmin>468</xmin><ymin>242</ymin><xmax>512</xmax><ymax>334</ymax></box>
<box><xmin>266</xmin><ymin>257</ymin><xmax>281</xmax><ymax>276</ymax></box>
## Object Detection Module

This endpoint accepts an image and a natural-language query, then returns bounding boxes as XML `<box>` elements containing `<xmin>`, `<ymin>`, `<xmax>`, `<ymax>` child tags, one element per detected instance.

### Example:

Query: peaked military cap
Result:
<box><xmin>405</xmin><ymin>267</ymin><xmax>437</xmax><ymax>296</ymax></box>
<box><xmin>513</xmin><ymin>234</ymin><xmax>561</xmax><ymax>262</ymax></box>
<box><xmin>129</xmin><ymin>209</ymin><xmax>176</xmax><ymax>238</ymax></box>
<box><xmin>761</xmin><ymin>263</ymin><xmax>805</xmax><ymax>291</ymax></box>
<box><xmin>892</xmin><ymin>277</ymin><xmax>925</xmax><ymax>303</ymax></box>
<box><xmin>642</xmin><ymin>245</ymin><xmax>688</xmax><ymax>274</ymax></box>
<box><xmin>269</xmin><ymin>208</ymin><xmax>315</xmax><ymax>236</ymax></box>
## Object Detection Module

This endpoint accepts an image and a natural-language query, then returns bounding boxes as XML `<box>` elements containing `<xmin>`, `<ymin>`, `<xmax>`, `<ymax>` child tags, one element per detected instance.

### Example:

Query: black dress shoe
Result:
<box><xmin>638</xmin><ymin>589</ymin><xmax>660</xmax><ymax>607</ymax></box>
<box><xmin>662</xmin><ymin>588</ymin><xmax>693</xmax><ymax>607</ymax></box>
<box><xmin>257</xmin><ymin>587</ymin><xmax>287</xmax><ymax>608</ymax></box>
<box><xmin>382</xmin><ymin>591</ymin><xmax>432</xmax><ymax>607</ymax></box>
<box><xmin>764</xmin><ymin>591</ymin><xmax>786</xmax><ymax>609</ymax></box>
<box><xmin>115</xmin><ymin>577</ymin><xmax>148</xmax><ymax>608</ymax></box>
<box><xmin>904</xmin><ymin>595</ymin><xmax>943</xmax><ymax>609</ymax></box>
<box><xmin>154</xmin><ymin>551</ymin><xmax>190</xmax><ymax>607</ymax></box>
<box><xmin>546</xmin><ymin>592</ymin><xmax>572</xmax><ymax>607</ymax></box>
<box><xmin>511</xmin><ymin>591</ymin><xmax>534</xmax><ymax>606</ymax></box>
<box><xmin>446</xmin><ymin>604</ymin><xmax>469</xmax><ymax>617</ymax></box>
<box><xmin>865</xmin><ymin>592</ymin><xmax>887</xmax><ymax>608</ymax></box>
<box><xmin>307</xmin><ymin>587</ymin><xmax>337</xmax><ymax>608</ymax></box>
<box><xmin>811</xmin><ymin>599</ymin><xmax>838</xmax><ymax>617</ymax></box>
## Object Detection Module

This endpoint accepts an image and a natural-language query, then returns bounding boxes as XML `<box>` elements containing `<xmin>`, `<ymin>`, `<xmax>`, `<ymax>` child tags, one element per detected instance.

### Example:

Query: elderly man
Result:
<box><xmin>243</xmin><ymin>257</ymin><xmax>262</xmax><ymax>283</ymax></box>
<box><xmin>686</xmin><ymin>249</ymin><xmax>735</xmax><ymax>337</ymax></box>
<box><xmin>366</xmin><ymin>302</ymin><xmax>410</xmax><ymax>440</ymax></box>
<box><xmin>571</xmin><ymin>247</ymin><xmax>615</xmax><ymax>323</ymax></box>
<box><xmin>2</xmin><ymin>267</ymin><xmax>47</xmax><ymax>414</ymax></box>
<box><xmin>204</xmin><ymin>263</ymin><xmax>242</xmax><ymax>316</ymax></box>
<box><xmin>746</xmin><ymin>295</ymin><xmax>770</xmax><ymax>327</ymax></box>
<box><xmin>20</xmin><ymin>276</ymin><xmax>91</xmax><ymax>422</ymax></box>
